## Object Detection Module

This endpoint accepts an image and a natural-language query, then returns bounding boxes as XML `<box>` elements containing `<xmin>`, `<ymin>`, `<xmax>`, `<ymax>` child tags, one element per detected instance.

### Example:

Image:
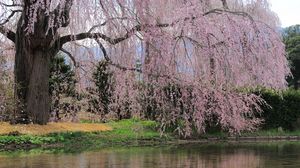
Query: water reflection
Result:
<box><xmin>1</xmin><ymin>142</ymin><xmax>300</xmax><ymax>168</ymax></box>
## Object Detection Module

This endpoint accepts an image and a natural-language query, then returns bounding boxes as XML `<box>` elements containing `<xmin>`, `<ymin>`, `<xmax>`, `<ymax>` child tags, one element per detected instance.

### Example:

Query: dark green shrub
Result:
<box><xmin>283</xmin><ymin>25</ymin><xmax>300</xmax><ymax>89</ymax></box>
<box><xmin>88</xmin><ymin>60</ymin><xmax>114</xmax><ymax>119</ymax></box>
<box><xmin>255</xmin><ymin>89</ymin><xmax>300</xmax><ymax>130</ymax></box>
<box><xmin>49</xmin><ymin>54</ymin><xmax>78</xmax><ymax>121</ymax></box>
<box><xmin>49</xmin><ymin>55</ymin><xmax>76</xmax><ymax>96</ymax></box>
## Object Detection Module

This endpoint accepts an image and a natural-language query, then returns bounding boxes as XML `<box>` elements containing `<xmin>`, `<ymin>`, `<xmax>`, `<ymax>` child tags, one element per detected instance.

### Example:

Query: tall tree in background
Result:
<box><xmin>0</xmin><ymin>0</ymin><xmax>290</xmax><ymax>135</ymax></box>
<box><xmin>88</xmin><ymin>60</ymin><xmax>113</xmax><ymax>120</ymax></box>
<box><xmin>49</xmin><ymin>54</ymin><xmax>77</xmax><ymax>121</ymax></box>
<box><xmin>283</xmin><ymin>25</ymin><xmax>300</xmax><ymax>89</ymax></box>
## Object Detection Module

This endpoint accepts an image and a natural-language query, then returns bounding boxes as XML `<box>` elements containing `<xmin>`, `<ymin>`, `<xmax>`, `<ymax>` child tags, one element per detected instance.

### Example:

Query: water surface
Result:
<box><xmin>1</xmin><ymin>141</ymin><xmax>300</xmax><ymax>168</ymax></box>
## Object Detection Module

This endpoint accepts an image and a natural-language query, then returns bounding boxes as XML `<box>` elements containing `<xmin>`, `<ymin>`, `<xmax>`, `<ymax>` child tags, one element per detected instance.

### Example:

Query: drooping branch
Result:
<box><xmin>60</xmin><ymin>8</ymin><xmax>256</xmax><ymax>47</ymax></box>
<box><xmin>59</xmin><ymin>23</ymin><xmax>169</xmax><ymax>46</ymax></box>
<box><xmin>0</xmin><ymin>9</ymin><xmax>22</xmax><ymax>26</ymax></box>
<box><xmin>94</xmin><ymin>38</ymin><xmax>142</xmax><ymax>73</ymax></box>
<box><xmin>60</xmin><ymin>48</ymin><xmax>76</xmax><ymax>66</ymax></box>
<box><xmin>0</xmin><ymin>26</ymin><xmax>16</xmax><ymax>43</ymax></box>
<box><xmin>59</xmin><ymin>25</ymin><xmax>141</xmax><ymax>45</ymax></box>
<box><xmin>56</xmin><ymin>6</ymin><xmax>268</xmax><ymax>77</ymax></box>
<box><xmin>88</xmin><ymin>17</ymin><xmax>128</xmax><ymax>33</ymax></box>
<box><xmin>94</xmin><ymin>38</ymin><xmax>109</xmax><ymax>61</ymax></box>
<box><xmin>221</xmin><ymin>0</ymin><xmax>229</xmax><ymax>10</ymax></box>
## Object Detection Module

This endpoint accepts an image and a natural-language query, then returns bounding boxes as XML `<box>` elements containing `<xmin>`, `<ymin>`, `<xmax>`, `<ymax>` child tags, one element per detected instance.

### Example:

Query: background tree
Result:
<box><xmin>283</xmin><ymin>25</ymin><xmax>300</xmax><ymax>89</ymax></box>
<box><xmin>0</xmin><ymin>50</ymin><xmax>14</xmax><ymax>121</ymax></box>
<box><xmin>49</xmin><ymin>54</ymin><xmax>77</xmax><ymax>121</ymax></box>
<box><xmin>0</xmin><ymin>0</ymin><xmax>290</xmax><ymax>136</ymax></box>
<box><xmin>88</xmin><ymin>60</ymin><xmax>114</xmax><ymax>120</ymax></box>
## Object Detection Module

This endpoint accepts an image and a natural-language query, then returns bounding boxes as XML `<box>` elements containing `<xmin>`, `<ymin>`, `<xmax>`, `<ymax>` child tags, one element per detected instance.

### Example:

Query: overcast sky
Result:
<box><xmin>268</xmin><ymin>0</ymin><xmax>300</xmax><ymax>27</ymax></box>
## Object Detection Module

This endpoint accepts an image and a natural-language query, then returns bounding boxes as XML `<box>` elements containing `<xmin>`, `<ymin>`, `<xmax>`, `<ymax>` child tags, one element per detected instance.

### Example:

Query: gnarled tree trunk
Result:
<box><xmin>10</xmin><ymin>0</ymin><xmax>73</xmax><ymax>125</ymax></box>
<box><xmin>13</xmin><ymin>13</ymin><xmax>58</xmax><ymax>125</ymax></box>
<box><xmin>14</xmin><ymin>40</ymin><xmax>57</xmax><ymax>124</ymax></box>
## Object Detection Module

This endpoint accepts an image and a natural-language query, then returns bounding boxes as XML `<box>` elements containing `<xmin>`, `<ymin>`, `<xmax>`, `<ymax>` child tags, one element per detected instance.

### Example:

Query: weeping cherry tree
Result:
<box><xmin>0</xmin><ymin>0</ymin><xmax>290</xmax><ymax>136</ymax></box>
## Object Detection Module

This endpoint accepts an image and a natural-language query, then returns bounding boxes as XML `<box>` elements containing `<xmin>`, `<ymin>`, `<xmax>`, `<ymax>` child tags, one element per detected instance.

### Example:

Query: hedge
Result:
<box><xmin>256</xmin><ymin>89</ymin><xmax>300</xmax><ymax>130</ymax></box>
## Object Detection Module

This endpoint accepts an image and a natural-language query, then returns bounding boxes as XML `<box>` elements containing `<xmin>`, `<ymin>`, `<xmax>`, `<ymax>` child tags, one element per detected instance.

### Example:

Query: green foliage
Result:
<box><xmin>49</xmin><ymin>54</ymin><xmax>78</xmax><ymax>121</ymax></box>
<box><xmin>88</xmin><ymin>60</ymin><xmax>114</xmax><ymax>118</ymax></box>
<box><xmin>0</xmin><ymin>54</ymin><xmax>14</xmax><ymax>122</ymax></box>
<box><xmin>241</xmin><ymin>129</ymin><xmax>300</xmax><ymax>137</ymax></box>
<box><xmin>49</xmin><ymin>55</ymin><xmax>76</xmax><ymax>96</ymax></box>
<box><xmin>140</xmin><ymin>82</ymin><xmax>187</xmax><ymax>121</ymax></box>
<box><xmin>255</xmin><ymin>89</ymin><xmax>300</xmax><ymax>130</ymax></box>
<box><xmin>0</xmin><ymin>135</ymin><xmax>59</xmax><ymax>146</ymax></box>
<box><xmin>283</xmin><ymin>25</ymin><xmax>300</xmax><ymax>89</ymax></box>
<box><xmin>0</xmin><ymin>119</ymin><xmax>164</xmax><ymax>152</ymax></box>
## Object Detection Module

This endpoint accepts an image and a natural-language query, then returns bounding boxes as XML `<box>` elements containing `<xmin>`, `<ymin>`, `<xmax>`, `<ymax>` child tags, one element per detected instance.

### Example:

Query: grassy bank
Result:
<box><xmin>2</xmin><ymin>119</ymin><xmax>300</xmax><ymax>152</ymax></box>
<box><xmin>0</xmin><ymin>122</ymin><xmax>112</xmax><ymax>135</ymax></box>
<box><xmin>198</xmin><ymin>129</ymin><xmax>300</xmax><ymax>140</ymax></box>
<box><xmin>0</xmin><ymin>119</ymin><xmax>170</xmax><ymax>152</ymax></box>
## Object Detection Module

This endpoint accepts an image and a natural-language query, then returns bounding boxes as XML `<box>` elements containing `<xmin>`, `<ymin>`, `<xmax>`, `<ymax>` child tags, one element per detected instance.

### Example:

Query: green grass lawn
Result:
<box><xmin>0</xmin><ymin>119</ymin><xmax>170</xmax><ymax>152</ymax></box>
<box><xmin>2</xmin><ymin>119</ymin><xmax>300</xmax><ymax>152</ymax></box>
<box><xmin>241</xmin><ymin>129</ymin><xmax>300</xmax><ymax>137</ymax></box>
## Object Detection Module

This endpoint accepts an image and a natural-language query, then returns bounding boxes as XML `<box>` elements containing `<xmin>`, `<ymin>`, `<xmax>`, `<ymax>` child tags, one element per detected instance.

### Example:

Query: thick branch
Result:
<box><xmin>203</xmin><ymin>9</ymin><xmax>254</xmax><ymax>22</ymax></box>
<box><xmin>88</xmin><ymin>17</ymin><xmax>128</xmax><ymax>33</ymax></box>
<box><xmin>57</xmin><ymin>7</ymin><xmax>259</xmax><ymax>74</ymax></box>
<box><xmin>0</xmin><ymin>26</ymin><xmax>16</xmax><ymax>43</ymax></box>
<box><xmin>60</xmin><ymin>8</ymin><xmax>254</xmax><ymax>47</ymax></box>
<box><xmin>59</xmin><ymin>23</ymin><xmax>169</xmax><ymax>46</ymax></box>
<box><xmin>0</xmin><ymin>2</ymin><xmax>23</xmax><ymax>7</ymax></box>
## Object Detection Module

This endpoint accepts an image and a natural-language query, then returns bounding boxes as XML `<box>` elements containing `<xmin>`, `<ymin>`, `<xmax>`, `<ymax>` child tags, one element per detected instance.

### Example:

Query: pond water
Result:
<box><xmin>1</xmin><ymin>141</ymin><xmax>300</xmax><ymax>168</ymax></box>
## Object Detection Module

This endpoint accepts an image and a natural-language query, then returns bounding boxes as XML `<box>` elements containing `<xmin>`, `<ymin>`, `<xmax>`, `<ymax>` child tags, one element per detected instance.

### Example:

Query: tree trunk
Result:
<box><xmin>13</xmin><ymin>16</ymin><xmax>57</xmax><ymax>125</ymax></box>
<box><xmin>27</xmin><ymin>51</ymin><xmax>51</xmax><ymax>124</ymax></box>
<box><xmin>14</xmin><ymin>44</ymin><xmax>53</xmax><ymax>124</ymax></box>
<box><xmin>9</xmin><ymin>1</ymin><xmax>72</xmax><ymax>124</ymax></box>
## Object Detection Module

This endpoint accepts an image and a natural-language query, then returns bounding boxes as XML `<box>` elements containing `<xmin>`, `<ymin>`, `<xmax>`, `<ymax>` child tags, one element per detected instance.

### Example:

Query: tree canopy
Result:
<box><xmin>284</xmin><ymin>25</ymin><xmax>300</xmax><ymax>89</ymax></box>
<box><xmin>0</xmin><ymin>0</ymin><xmax>290</xmax><ymax>136</ymax></box>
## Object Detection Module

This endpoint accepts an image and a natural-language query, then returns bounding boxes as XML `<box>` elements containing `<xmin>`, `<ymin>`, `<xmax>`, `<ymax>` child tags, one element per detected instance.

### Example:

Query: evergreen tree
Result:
<box><xmin>49</xmin><ymin>54</ymin><xmax>77</xmax><ymax>121</ymax></box>
<box><xmin>88</xmin><ymin>60</ymin><xmax>114</xmax><ymax>120</ymax></box>
<box><xmin>284</xmin><ymin>25</ymin><xmax>300</xmax><ymax>89</ymax></box>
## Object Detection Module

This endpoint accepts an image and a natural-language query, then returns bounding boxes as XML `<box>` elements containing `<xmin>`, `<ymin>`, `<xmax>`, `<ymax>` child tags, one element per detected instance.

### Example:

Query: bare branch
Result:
<box><xmin>59</xmin><ymin>23</ymin><xmax>169</xmax><ymax>46</ymax></box>
<box><xmin>88</xmin><ymin>17</ymin><xmax>128</xmax><ymax>33</ymax></box>
<box><xmin>94</xmin><ymin>39</ymin><xmax>109</xmax><ymax>61</ymax></box>
<box><xmin>56</xmin><ymin>7</ymin><xmax>262</xmax><ymax>75</ymax></box>
<box><xmin>60</xmin><ymin>48</ymin><xmax>76</xmax><ymax>66</ymax></box>
<box><xmin>60</xmin><ymin>8</ymin><xmax>256</xmax><ymax>47</ymax></box>
<box><xmin>0</xmin><ymin>26</ymin><xmax>15</xmax><ymax>43</ymax></box>
<box><xmin>204</xmin><ymin>9</ymin><xmax>254</xmax><ymax>22</ymax></box>
<box><xmin>0</xmin><ymin>2</ymin><xmax>23</xmax><ymax>7</ymax></box>
<box><xmin>0</xmin><ymin>10</ymin><xmax>22</xmax><ymax>26</ymax></box>
<box><xmin>94</xmin><ymin>38</ymin><xmax>142</xmax><ymax>73</ymax></box>
<box><xmin>110</xmin><ymin>62</ymin><xmax>142</xmax><ymax>73</ymax></box>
